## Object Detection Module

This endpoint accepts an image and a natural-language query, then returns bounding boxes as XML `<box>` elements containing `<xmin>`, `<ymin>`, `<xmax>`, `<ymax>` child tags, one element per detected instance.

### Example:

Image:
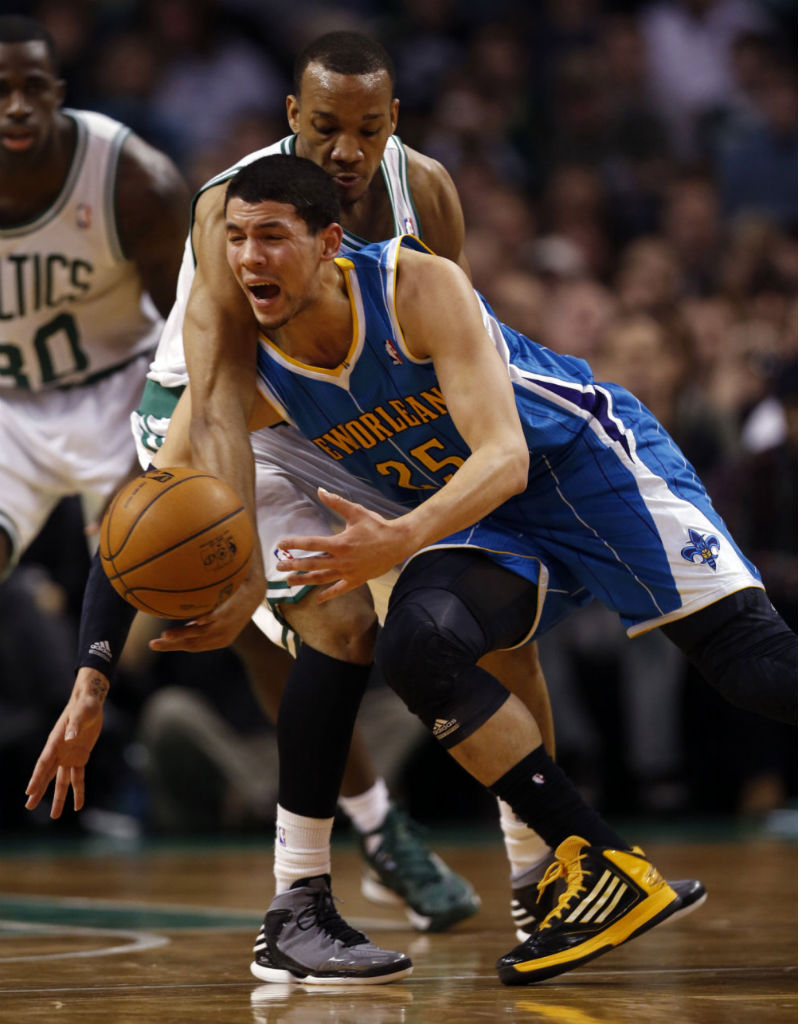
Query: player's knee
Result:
<box><xmin>698</xmin><ymin>629</ymin><xmax>797</xmax><ymax>725</ymax></box>
<box><xmin>375</xmin><ymin>591</ymin><xmax>506</xmax><ymax>744</ymax></box>
<box><xmin>669</xmin><ymin>589</ymin><xmax>798</xmax><ymax>725</ymax></box>
<box><xmin>283</xmin><ymin>586</ymin><xmax>377</xmax><ymax>664</ymax></box>
<box><xmin>378</xmin><ymin>590</ymin><xmax>472</xmax><ymax>683</ymax></box>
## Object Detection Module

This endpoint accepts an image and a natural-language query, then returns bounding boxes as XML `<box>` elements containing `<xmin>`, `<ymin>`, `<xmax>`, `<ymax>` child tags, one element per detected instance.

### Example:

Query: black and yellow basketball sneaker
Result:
<box><xmin>497</xmin><ymin>835</ymin><xmax>699</xmax><ymax>985</ymax></box>
<box><xmin>510</xmin><ymin>864</ymin><xmax>707</xmax><ymax>941</ymax></box>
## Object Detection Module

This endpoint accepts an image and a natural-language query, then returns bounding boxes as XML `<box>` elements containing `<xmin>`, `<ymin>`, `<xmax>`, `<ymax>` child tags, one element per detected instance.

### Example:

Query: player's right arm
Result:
<box><xmin>406</xmin><ymin>148</ymin><xmax>470</xmax><ymax>276</ymax></box>
<box><xmin>149</xmin><ymin>186</ymin><xmax>281</xmax><ymax>652</ymax></box>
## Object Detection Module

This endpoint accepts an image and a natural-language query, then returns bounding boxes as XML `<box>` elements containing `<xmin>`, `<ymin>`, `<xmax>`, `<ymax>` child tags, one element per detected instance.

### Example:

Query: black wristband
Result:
<box><xmin>76</xmin><ymin>549</ymin><xmax>137</xmax><ymax>679</ymax></box>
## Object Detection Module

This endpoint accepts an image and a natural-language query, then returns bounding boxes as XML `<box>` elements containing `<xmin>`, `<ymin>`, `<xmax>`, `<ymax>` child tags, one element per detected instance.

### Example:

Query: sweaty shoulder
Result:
<box><xmin>114</xmin><ymin>133</ymin><xmax>189</xmax><ymax>253</ymax></box>
<box><xmin>395</xmin><ymin>243</ymin><xmax>476</xmax><ymax>359</ymax></box>
<box><xmin>193</xmin><ymin>180</ymin><xmax>227</xmax><ymax>239</ymax></box>
<box><xmin>404</xmin><ymin>146</ymin><xmax>467</xmax><ymax>270</ymax></box>
<box><xmin>114</xmin><ymin>132</ymin><xmax>189</xmax><ymax>316</ymax></box>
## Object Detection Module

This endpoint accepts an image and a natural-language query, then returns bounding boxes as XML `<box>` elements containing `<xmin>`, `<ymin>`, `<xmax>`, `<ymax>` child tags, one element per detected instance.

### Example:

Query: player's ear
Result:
<box><xmin>320</xmin><ymin>222</ymin><xmax>343</xmax><ymax>260</ymax></box>
<box><xmin>286</xmin><ymin>94</ymin><xmax>300</xmax><ymax>133</ymax></box>
<box><xmin>389</xmin><ymin>98</ymin><xmax>399</xmax><ymax>135</ymax></box>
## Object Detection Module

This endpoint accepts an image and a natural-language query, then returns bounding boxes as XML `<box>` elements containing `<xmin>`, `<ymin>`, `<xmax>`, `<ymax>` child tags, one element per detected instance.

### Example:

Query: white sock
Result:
<box><xmin>497</xmin><ymin>798</ymin><xmax>552</xmax><ymax>883</ymax></box>
<box><xmin>337</xmin><ymin>777</ymin><xmax>391</xmax><ymax>835</ymax></box>
<box><xmin>273</xmin><ymin>804</ymin><xmax>334</xmax><ymax>894</ymax></box>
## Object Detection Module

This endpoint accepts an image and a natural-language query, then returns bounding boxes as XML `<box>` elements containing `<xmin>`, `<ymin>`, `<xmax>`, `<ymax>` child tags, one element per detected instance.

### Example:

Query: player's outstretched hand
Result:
<box><xmin>276</xmin><ymin>489</ymin><xmax>411</xmax><ymax>602</ymax></box>
<box><xmin>149</xmin><ymin>562</ymin><xmax>266</xmax><ymax>653</ymax></box>
<box><xmin>25</xmin><ymin>669</ymin><xmax>109</xmax><ymax>818</ymax></box>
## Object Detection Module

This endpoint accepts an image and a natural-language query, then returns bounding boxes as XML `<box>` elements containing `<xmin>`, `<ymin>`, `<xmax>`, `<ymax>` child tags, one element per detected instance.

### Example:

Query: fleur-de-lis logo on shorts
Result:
<box><xmin>681</xmin><ymin>528</ymin><xmax>721</xmax><ymax>570</ymax></box>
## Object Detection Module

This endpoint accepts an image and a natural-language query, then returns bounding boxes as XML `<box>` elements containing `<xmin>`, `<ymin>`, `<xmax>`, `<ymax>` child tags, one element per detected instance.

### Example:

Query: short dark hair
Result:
<box><xmin>293</xmin><ymin>31</ymin><xmax>395</xmax><ymax>95</ymax></box>
<box><xmin>225</xmin><ymin>154</ymin><xmax>341</xmax><ymax>233</ymax></box>
<box><xmin>0</xmin><ymin>16</ymin><xmax>58</xmax><ymax>72</ymax></box>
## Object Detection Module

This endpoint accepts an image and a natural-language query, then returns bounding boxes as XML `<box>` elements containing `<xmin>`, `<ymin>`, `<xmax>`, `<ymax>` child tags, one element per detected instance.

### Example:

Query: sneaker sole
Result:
<box><xmin>250</xmin><ymin>959</ymin><xmax>413</xmax><ymax>986</ymax></box>
<box><xmin>500</xmin><ymin>886</ymin><xmax>683</xmax><ymax>985</ymax></box>
<box><xmin>361</xmin><ymin>874</ymin><xmax>480</xmax><ymax>932</ymax></box>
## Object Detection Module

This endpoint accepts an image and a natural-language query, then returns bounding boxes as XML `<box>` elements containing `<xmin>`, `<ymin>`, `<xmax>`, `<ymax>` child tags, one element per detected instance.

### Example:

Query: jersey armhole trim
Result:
<box><xmin>106</xmin><ymin>126</ymin><xmax>132</xmax><ymax>262</ymax></box>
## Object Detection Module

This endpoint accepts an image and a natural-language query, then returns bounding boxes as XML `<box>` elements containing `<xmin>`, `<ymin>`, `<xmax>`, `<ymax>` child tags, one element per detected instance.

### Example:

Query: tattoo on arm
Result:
<box><xmin>87</xmin><ymin>674</ymin><xmax>110</xmax><ymax>702</ymax></box>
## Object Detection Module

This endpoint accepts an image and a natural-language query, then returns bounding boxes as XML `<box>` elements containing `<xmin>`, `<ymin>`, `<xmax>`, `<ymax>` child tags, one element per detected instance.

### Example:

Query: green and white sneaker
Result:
<box><xmin>359</xmin><ymin>805</ymin><xmax>481</xmax><ymax>932</ymax></box>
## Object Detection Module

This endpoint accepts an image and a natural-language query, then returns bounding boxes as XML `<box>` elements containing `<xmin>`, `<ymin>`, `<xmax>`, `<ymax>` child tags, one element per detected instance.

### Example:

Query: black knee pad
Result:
<box><xmin>375</xmin><ymin>588</ymin><xmax>510</xmax><ymax>747</ymax></box>
<box><xmin>664</xmin><ymin>588</ymin><xmax>797</xmax><ymax>724</ymax></box>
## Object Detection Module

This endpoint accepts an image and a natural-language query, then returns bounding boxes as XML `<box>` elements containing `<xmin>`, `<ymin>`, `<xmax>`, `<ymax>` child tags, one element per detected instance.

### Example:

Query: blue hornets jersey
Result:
<box><xmin>256</xmin><ymin>236</ymin><xmax>597</xmax><ymax>505</ymax></box>
<box><xmin>256</xmin><ymin>236</ymin><xmax>762</xmax><ymax>640</ymax></box>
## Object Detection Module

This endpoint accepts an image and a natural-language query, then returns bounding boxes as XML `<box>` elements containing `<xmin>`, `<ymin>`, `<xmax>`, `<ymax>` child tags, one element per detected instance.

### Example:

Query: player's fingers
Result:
<box><xmin>316</xmin><ymin>488</ymin><xmax>353</xmax><ymax>512</ymax></box>
<box><xmin>71</xmin><ymin>766</ymin><xmax>85</xmax><ymax>812</ymax></box>
<box><xmin>276</xmin><ymin>536</ymin><xmax>332</xmax><ymax>555</ymax></box>
<box><xmin>25</xmin><ymin>757</ymin><xmax>55</xmax><ymax>807</ymax></box>
<box><xmin>50</xmin><ymin>765</ymin><xmax>70</xmax><ymax>819</ymax></box>
<box><xmin>283</xmin><ymin>565</ymin><xmax>341</xmax><ymax>586</ymax></box>
<box><xmin>314</xmin><ymin>578</ymin><xmax>355</xmax><ymax>603</ymax></box>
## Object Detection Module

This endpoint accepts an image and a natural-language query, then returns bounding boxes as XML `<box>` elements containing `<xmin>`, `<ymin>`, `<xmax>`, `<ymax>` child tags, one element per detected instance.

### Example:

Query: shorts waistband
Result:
<box><xmin>54</xmin><ymin>351</ymin><xmax>151</xmax><ymax>391</ymax></box>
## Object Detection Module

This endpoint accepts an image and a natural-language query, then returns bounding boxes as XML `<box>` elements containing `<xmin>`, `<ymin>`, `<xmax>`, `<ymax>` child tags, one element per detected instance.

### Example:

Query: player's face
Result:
<box><xmin>225</xmin><ymin>197</ymin><xmax>336</xmax><ymax>331</ymax></box>
<box><xmin>0</xmin><ymin>41</ymin><xmax>64</xmax><ymax>163</ymax></box>
<box><xmin>288</xmin><ymin>65</ymin><xmax>398</xmax><ymax>207</ymax></box>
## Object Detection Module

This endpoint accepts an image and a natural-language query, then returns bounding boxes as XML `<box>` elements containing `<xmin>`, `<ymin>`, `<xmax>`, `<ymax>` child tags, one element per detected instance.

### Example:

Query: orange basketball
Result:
<box><xmin>99</xmin><ymin>466</ymin><xmax>255</xmax><ymax>619</ymax></box>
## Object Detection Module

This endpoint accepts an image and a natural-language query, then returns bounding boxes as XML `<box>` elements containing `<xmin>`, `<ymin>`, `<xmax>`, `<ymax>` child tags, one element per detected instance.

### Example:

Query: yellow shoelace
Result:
<box><xmin>537</xmin><ymin>847</ymin><xmax>588</xmax><ymax>931</ymax></box>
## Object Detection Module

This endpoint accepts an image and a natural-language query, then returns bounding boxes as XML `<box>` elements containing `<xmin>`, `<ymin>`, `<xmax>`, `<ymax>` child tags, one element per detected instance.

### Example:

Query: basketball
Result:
<box><xmin>99</xmin><ymin>466</ymin><xmax>255</xmax><ymax>619</ymax></box>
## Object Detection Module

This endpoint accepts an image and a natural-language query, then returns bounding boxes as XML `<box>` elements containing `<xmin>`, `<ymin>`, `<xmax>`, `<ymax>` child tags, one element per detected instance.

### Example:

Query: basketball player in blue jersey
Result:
<box><xmin>0</xmin><ymin>15</ymin><xmax>188</xmax><ymax>581</ymax></box>
<box><xmin>167</xmin><ymin>154</ymin><xmax>793</xmax><ymax>984</ymax></box>
<box><xmin>28</xmin><ymin>32</ymin><xmax>581</xmax><ymax>976</ymax></box>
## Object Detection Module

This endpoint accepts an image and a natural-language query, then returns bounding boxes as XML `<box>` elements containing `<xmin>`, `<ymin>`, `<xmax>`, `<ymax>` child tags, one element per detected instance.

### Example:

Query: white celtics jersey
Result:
<box><xmin>0</xmin><ymin>109</ymin><xmax>163</xmax><ymax>392</ymax></box>
<box><xmin>147</xmin><ymin>134</ymin><xmax>420</xmax><ymax>387</ymax></box>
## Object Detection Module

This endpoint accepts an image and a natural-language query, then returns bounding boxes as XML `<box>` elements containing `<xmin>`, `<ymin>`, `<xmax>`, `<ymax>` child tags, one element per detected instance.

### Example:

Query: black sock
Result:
<box><xmin>489</xmin><ymin>746</ymin><xmax>629</xmax><ymax>852</ymax></box>
<box><xmin>277</xmin><ymin>645</ymin><xmax>371</xmax><ymax>818</ymax></box>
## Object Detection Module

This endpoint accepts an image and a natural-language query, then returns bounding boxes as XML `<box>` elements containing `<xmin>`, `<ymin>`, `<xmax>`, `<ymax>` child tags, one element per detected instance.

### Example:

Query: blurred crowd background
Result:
<box><xmin>1</xmin><ymin>0</ymin><xmax>796</xmax><ymax>841</ymax></box>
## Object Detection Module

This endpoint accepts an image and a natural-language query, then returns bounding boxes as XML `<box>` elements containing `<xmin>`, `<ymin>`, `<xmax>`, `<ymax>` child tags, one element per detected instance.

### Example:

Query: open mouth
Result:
<box><xmin>249</xmin><ymin>283</ymin><xmax>280</xmax><ymax>301</ymax></box>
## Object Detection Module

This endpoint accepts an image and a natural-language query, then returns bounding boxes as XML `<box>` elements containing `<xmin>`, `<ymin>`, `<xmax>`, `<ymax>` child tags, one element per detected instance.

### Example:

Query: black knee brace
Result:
<box><xmin>375</xmin><ymin>586</ymin><xmax>511</xmax><ymax>747</ymax></box>
<box><xmin>663</xmin><ymin>587</ymin><xmax>797</xmax><ymax>725</ymax></box>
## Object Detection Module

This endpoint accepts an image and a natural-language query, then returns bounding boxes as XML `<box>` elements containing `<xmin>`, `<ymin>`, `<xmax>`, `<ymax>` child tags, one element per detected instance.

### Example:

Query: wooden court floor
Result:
<box><xmin>0</xmin><ymin>831</ymin><xmax>795</xmax><ymax>1023</ymax></box>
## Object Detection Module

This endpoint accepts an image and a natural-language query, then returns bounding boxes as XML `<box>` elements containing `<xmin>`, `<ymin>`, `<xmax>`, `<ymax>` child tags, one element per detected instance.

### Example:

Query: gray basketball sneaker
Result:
<box><xmin>250</xmin><ymin>875</ymin><xmax>413</xmax><ymax>986</ymax></box>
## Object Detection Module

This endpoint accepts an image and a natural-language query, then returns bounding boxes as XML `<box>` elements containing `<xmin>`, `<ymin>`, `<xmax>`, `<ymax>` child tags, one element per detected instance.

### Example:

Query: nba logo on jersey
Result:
<box><xmin>76</xmin><ymin>203</ymin><xmax>92</xmax><ymax>229</ymax></box>
<box><xmin>403</xmin><ymin>217</ymin><xmax>415</xmax><ymax>234</ymax></box>
<box><xmin>384</xmin><ymin>338</ymin><xmax>403</xmax><ymax>365</ymax></box>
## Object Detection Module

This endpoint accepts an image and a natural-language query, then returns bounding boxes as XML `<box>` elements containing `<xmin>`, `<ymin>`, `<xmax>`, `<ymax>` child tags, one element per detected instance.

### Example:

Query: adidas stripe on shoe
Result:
<box><xmin>250</xmin><ymin>875</ymin><xmax>412</xmax><ymax>986</ymax></box>
<box><xmin>510</xmin><ymin>871</ymin><xmax>707</xmax><ymax>942</ymax></box>
<box><xmin>497</xmin><ymin>835</ymin><xmax>703</xmax><ymax>985</ymax></box>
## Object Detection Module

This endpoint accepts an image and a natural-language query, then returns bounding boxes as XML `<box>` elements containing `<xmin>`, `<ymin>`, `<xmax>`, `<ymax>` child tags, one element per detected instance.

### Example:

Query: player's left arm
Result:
<box><xmin>113</xmin><ymin>133</ymin><xmax>190</xmax><ymax>318</ymax></box>
<box><xmin>277</xmin><ymin>250</ymin><xmax>528</xmax><ymax>597</ymax></box>
<box><xmin>406</xmin><ymin>149</ymin><xmax>471</xmax><ymax>276</ymax></box>
<box><xmin>395</xmin><ymin>249</ymin><xmax>529</xmax><ymax>534</ymax></box>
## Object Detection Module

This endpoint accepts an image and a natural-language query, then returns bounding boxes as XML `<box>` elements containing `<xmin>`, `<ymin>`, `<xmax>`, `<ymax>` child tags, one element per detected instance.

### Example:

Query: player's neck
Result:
<box><xmin>339</xmin><ymin>175</ymin><xmax>393</xmax><ymax>244</ymax></box>
<box><xmin>0</xmin><ymin>113</ymin><xmax>76</xmax><ymax>226</ymax></box>
<box><xmin>267</xmin><ymin>262</ymin><xmax>353</xmax><ymax>369</ymax></box>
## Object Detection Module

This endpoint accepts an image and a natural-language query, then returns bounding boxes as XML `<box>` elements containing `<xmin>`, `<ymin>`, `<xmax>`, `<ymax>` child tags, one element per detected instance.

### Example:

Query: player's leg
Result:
<box><xmin>480</xmin><ymin>643</ymin><xmax>556</xmax><ymax>938</ymax></box>
<box><xmin>375</xmin><ymin>548</ymin><xmax>706</xmax><ymax>985</ymax></box>
<box><xmin>250</xmin><ymin>435</ymin><xmax>479</xmax><ymax>934</ymax></box>
<box><xmin>0</xmin><ymin>390</ymin><xmax>69</xmax><ymax>579</ymax></box>
<box><xmin>539</xmin><ymin>380</ymin><xmax>797</xmax><ymax>724</ymax></box>
<box><xmin>661</xmin><ymin>587</ymin><xmax>797</xmax><ymax>724</ymax></box>
<box><xmin>235</xmin><ymin>623</ymin><xmax>388</xmax><ymax>800</ymax></box>
<box><xmin>248</xmin><ymin>585</ymin><xmax>418</xmax><ymax>985</ymax></box>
